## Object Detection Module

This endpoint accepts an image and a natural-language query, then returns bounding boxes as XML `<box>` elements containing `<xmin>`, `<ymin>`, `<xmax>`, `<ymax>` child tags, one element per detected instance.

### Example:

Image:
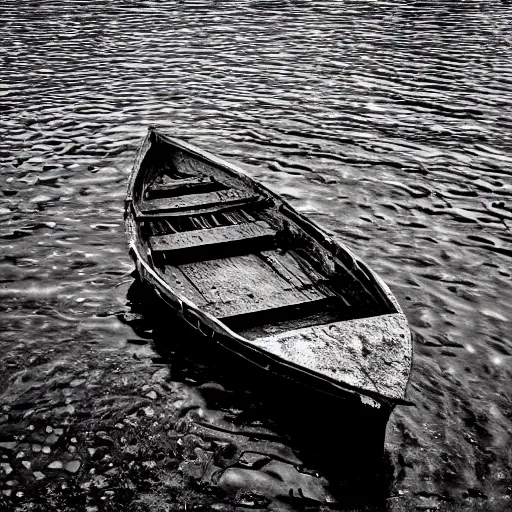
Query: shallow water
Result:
<box><xmin>1</xmin><ymin>0</ymin><xmax>512</xmax><ymax>510</ymax></box>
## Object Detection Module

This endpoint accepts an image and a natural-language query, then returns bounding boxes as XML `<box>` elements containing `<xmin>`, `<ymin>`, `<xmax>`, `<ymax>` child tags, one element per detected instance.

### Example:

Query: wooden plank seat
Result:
<box><xmin>207</xmin><ymin>296</ymin><xmax>335</xmax><ymax>327</ymax></box>
<box><xmin>137</xmin><ymin>200</ymin><xmax>269</xmax><ymax>219</ymax></box>
<box><xmin>148</xmin><ymin>176</ymin><xmax>219</xmax><ymax>197</ymax></box>
<box><xmin>140</xmin><ymin>189</ymin><xmax>260</xmax><ymax>215</ymax></box>
<box><xmin>150</xmin><ymin>221</ymin><xmax>275</xmax><ymax>257</ymax></box>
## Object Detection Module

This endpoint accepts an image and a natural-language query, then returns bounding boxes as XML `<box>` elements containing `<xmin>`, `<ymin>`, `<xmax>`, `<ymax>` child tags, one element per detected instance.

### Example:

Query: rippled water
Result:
<box><xmin>1</xmin><ymin>0</ymin><xmax>512</xmax><ymax>510</ymax></box>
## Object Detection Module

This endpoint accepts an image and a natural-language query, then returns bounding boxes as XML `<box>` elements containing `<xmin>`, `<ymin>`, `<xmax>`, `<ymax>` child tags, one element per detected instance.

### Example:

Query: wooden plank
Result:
<box><xmin>160</xmin><ymin>266</ymin><xmax>208</xmax><ymax>307</ymax></box>
<box><xmin>258</xmin><ymin>250</ymin><xmax>324</xmax><ymax>301</ymax></box>
<box><xmin>178</xmin><ymin>254</ymin><xmax>327</xmax><ymax>319</ymax></box>
<box><xmin>140</xmin><ymin>189</ymin><xmax>259</xmax><ymax>214</ymax></box>
<box><xmin>171</xmin><ymin>150</ymin><xmax>213</xmax><ymax>177</ymax></box>
<box><xmin>206</xmin><ymin>296</ymin><xmax>333</xmax><ymax>322</ymax></box>
<box><xmin>287</xmin><ymin>248</ymin><xmax>352</xmax><ymax>306</ymax></box>
<box><xmin>136</xmin><ymin>199</ymin><xmax>269</xmax><ymax>219</ymax></box>
<box><xmin>150</xmin><ymin>221</ymin><xmax>275</xmax><ymax>253</ymax></box>
<box><xmin>149</xmin><ymin>176</ymin><xmax>217</xmax><ymax>196</ymax></box>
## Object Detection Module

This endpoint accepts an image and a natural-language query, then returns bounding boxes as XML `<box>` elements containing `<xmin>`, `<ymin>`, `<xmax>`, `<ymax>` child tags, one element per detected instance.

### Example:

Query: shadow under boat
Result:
<box><xmin>121</xmin><ymin>277</ymin><xmax>396</xmax><ymax>510</ymax></box>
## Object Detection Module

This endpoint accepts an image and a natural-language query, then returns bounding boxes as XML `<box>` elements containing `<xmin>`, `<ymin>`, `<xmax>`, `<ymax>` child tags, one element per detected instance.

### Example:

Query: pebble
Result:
<box><xmin>54</xmin><ymin>428</ymin><xmax>64</xmax><ymax>435</ymax></box>
<box><xmin>146</xmin><ymin>391</ymin><xmax>157</xmax><ymax>400</ymax></box>
<box><xmin>3</xmin><ymin>490</ymin><xmax>11</xmax><ymax>497</ymax></box>
<box><xmin>22</xmin><ymin>461</ymin><xmax>30</xmax><ymax>469</ymax></box>
<box><xmin>42</xmin><ymin>446</ymin><xmax>51</xmax><ymax>454</ymax></box>
<box><xmin>48</xmin><ymin>461</ymin><xmax>63</xmax><ymax>470</ymax></box>
<box><xmin>71</xmin><ymin>437</ymin><xmax>77</xmax><ymax>444</ymax></box>
<box><xmin>143</xmin><ymin>407</ymin><xmax>155</xmax><ymax>417</ymax></box>
<box><xmin>45</xmin><ymin>434</ymin><xmax>59</xmax><ymax>445</ymax></box>
<box><xmin>69</xmin><ymin>445</ymin><xmax>76</xmax><ymax>453</ymax></box>
<box><xmin>32</xmin><ymin>444</ymin><xmax>42</xmax><ymax>453</ymax></box>
<box><xmin>70</xmin><ymin>379</ymin><xmax>85</xmax><ymax>388</ymax></box>
<box><xmin>1</xmin><ymin>463</ymin><xmax>13</xmax><ymax>475</ymax></box>
<box><xmin>45</xmin><ymin>426</ymin><xmax>53</xmax><ymax>434</ymax></box>
<box><xmin>16</xmin><ymin>452</ymin><xmax>25</xmax><ymax>458</ymax></box>
<box><xmin>65</xmin><ymin>460</ymin><xmax>81</xmax><ymax>473</ymax></box>
<box><xmin>31</xmin><ymin>432</ymin><xmax>45</xmax><ymax>443</ymax></box>
<box><xmin>33</xmin><ymin>471</ymin><xmax>45</xmax><ymax>480</ymax></box>
<box><xmin>0</xmin><ymin>441</ymin><xmax>16</xmax><ymax>450</ymax></box>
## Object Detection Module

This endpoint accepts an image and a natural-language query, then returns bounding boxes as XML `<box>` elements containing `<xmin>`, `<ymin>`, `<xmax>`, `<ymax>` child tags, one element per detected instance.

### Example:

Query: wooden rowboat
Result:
<box><xmin>125</xmin><ymin>127</ymin><xmax>412</xmax><ymax>417</ymax></box>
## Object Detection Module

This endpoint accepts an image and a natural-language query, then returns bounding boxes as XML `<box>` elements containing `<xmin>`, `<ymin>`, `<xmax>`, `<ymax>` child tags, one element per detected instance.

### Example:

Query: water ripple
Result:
<box><xmin>1</xmin><ymin>0</ymin><xmax>512</xmax><ymax>510</ymax></box>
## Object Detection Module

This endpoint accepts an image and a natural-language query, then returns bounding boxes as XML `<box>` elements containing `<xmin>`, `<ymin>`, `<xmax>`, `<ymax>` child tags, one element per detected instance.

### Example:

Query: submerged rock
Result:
<box><xmin>1</xmin><ymin>462</ymin><xmax>13</xmax><ymax>475</ymax></box>
<box><xmin>45</xmin><ymin>434</ymin><xmax>59</xmax><ymax>445</ymax></box>
<box><xmin>65</xmin><ymin>460</ymin><xmax>81</xmax><ymax>474</ymax></box>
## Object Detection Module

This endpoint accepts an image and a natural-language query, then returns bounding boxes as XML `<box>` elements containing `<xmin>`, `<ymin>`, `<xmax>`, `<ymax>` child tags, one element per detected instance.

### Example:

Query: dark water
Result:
<box><xmin>1</xmin><ymin>0</ymin><xmax>512</xmax><ymax>510</ymax></box>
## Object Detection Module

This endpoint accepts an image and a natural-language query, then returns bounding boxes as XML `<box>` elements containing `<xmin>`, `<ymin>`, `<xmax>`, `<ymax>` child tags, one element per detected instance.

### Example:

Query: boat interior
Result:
<box><xmin>130</xmin><ymin>136</ymin><xmax>398</xmax><ymax>339</ymax></box>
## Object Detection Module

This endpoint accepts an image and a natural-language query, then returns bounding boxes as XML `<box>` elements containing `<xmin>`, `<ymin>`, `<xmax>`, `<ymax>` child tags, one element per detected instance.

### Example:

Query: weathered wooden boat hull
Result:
<box><xmin>125</xmin><ymin>127</ymin><xmax>413</xmax><ymax>416</ymax></box>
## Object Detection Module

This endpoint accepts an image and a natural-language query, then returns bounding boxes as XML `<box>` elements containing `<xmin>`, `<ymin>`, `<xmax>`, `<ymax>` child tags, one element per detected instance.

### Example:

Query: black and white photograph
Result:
<box><xmin>0</xmin><ymin>1</ymin><xmax>511</xmax><ymax>511</ymax></box>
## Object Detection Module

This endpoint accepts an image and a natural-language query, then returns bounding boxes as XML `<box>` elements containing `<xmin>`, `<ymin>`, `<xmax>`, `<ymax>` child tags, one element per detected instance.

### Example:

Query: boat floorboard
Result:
<box><xmin>159</xmin><ymin>251</ymin><xmax>332</xmax><ymax>320</ymax></box>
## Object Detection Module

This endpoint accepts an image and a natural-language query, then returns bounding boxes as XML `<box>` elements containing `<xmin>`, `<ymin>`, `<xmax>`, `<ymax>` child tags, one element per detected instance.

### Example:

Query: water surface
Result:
<box><xmin>1</xmin><ymin>1</ymin><xmax>512</xmax><ymax>510</ymax></box>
